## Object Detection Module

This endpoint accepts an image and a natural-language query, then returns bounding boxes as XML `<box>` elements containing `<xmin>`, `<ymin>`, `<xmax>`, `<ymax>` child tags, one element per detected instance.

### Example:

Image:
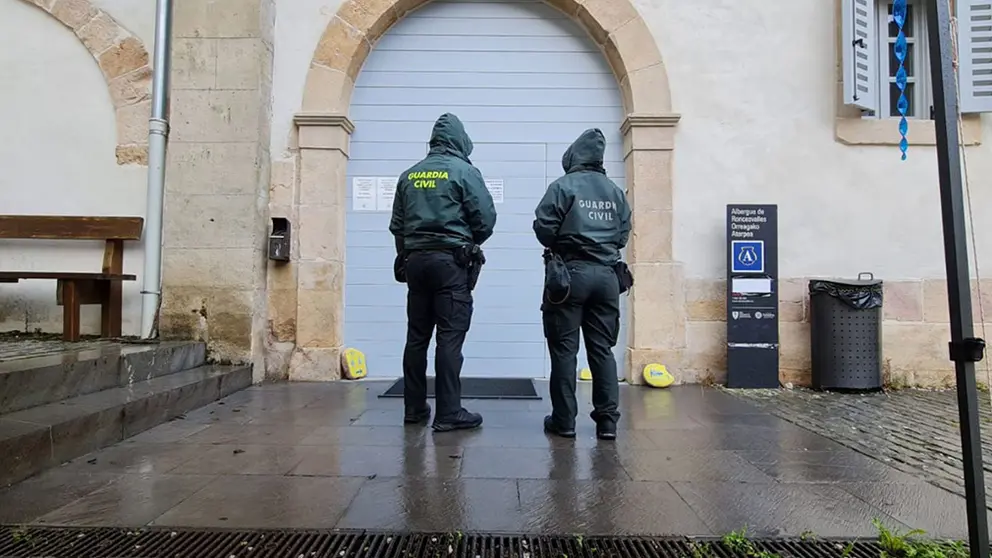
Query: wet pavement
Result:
<box><xmin>0</xmin><ymin>337</ymin><xmax>117</xmax><ymax>361</ymax></box>
<box><xmin>0</xmin><ymin>381</ymin><xmax>978</xmax><ymax>538</ymax></box>
<box><xmin>733</xmin><ymin>387</ymin><xmax>992</xmax><ymax>509</ymax></box>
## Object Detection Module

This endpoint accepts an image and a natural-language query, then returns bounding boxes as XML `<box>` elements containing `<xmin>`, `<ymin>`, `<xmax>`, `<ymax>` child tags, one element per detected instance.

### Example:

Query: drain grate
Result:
<box><xmin>0</xmin><ymin>527</ymin><xmax>894</xmax><ymax>558</ymax></box>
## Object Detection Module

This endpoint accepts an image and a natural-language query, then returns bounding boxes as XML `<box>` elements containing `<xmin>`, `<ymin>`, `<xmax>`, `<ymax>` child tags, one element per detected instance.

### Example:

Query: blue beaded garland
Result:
<box><xmin>893</xmin><ymin>0</ymin><xmax>909</xmax><ymax>160</ymax></box>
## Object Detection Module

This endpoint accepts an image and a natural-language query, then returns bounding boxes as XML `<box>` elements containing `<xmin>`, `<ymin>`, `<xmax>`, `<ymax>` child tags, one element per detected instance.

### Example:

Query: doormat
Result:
<box><xmin>379</xmin><ymin>377</ymin><xmax>540</xmax><ymax>400</ymax></box>
<box><xmin>0</xmin><ymin>526</ymin><xmax>891</xmax><ymax>558</ymax></box>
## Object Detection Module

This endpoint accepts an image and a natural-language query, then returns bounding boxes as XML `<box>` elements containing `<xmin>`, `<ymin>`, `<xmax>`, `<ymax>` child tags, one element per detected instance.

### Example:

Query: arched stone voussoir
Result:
<box><xmin>602</xmin><ymin>17</ymin><xmax>666</xmax><ymax>93</ymax></box>
<box><xmin>21</xmin><ymin>0</ymin><xmax>152</xmax><ymax>165</ymax></box>
<box><xmin>335</xmin><ymin>0</ymin><xmax>404</xmax><ymax>45</ymax></box>
<box><xmin>573</xmin><ymin>0</ymin><xmax>639</xmax><ymax>46</ymax></box>
<box><xmin>620</xmin><ymin>63</ymin><xmax>673</xmax><ymax>116</ymax></box>
<box><xmin>312</xmin><ymin>15</ymin><xmax>370</xmax><ymax>81</ymax></box>
<box><xmin>302</xmin><ymin>64</ymin><xmax>355</xmax><ymax>115</ymax></box>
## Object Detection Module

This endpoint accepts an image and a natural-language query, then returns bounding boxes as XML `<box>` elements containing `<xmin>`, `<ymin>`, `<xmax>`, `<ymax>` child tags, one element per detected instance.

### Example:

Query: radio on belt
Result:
<box><xmin>725</xmin><ymin>204</ymin><xmax>779</xmax><ymax>389</ymax></box>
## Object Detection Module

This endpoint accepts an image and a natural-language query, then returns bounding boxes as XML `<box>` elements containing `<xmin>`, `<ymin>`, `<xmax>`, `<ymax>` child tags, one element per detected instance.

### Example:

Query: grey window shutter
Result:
<box><xmin>843</xmin><ymin>0</ymin><xmax>880</xmax><ymax>111</ymax></box>
<box><xmin>957</xmin><ymin>0</ymin><xmax>992</xmax><ymax>113</ymax></box>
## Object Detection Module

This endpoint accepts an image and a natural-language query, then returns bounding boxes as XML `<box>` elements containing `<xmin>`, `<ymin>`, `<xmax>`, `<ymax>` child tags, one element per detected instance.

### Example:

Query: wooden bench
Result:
<box><xmin>0</xmin><ymin>216</ymin><xmax>144</xmax><ymax>341</ymax></box>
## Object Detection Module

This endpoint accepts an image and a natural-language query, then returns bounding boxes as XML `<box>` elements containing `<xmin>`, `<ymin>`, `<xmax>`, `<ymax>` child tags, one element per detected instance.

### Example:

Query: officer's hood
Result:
<box><xmin>561</xmin><ymin>128</ymin><xmax>606</xmax><ymax>174</ymax></box>
<box><xmin>428</xmin><ymin>113</ymin><xmax>474</xmax><ymax>163</ymax></box>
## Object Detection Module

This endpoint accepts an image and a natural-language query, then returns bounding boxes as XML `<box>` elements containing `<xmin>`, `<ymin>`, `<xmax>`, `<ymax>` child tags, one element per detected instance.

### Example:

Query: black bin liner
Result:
<box><xmin>808</xmin><ymin>279</ymin><xmax>883</xmax><ymax>310</ymax></box>
<box><xmin>808</xmin><ymin>273</ymin><xmax>883</xmax><ymax>391</ymax></box>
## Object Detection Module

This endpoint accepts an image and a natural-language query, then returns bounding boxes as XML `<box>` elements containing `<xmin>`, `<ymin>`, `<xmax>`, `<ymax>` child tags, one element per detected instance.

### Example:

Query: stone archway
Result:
<box><xmin>21</xmin><ymin>0</ymin><xmax>152</xmax><ymax>165</ymax></box>
<box><xmin>278</xmin><ymin>0</ymin><xmax>684</xmax><ymax>383</ymax></box>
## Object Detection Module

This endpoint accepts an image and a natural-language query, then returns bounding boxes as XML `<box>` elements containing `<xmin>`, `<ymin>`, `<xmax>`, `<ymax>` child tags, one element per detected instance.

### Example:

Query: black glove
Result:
<box><xmin>393</xmin><ymin>253</ymin><xmax>407</xmax><ymax>283</ymax></box>
<box><xmin>613</xmin><ymin>261</ymin><xmax>634</xmax><ymax>294</ymax></box>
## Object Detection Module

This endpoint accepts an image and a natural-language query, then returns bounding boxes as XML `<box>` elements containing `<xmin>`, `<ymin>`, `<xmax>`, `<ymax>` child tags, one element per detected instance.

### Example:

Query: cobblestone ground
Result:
<box><xmin>730</xmin><ymin>387</ymin><xmax>992</xmax><ymax>507</ymax></box>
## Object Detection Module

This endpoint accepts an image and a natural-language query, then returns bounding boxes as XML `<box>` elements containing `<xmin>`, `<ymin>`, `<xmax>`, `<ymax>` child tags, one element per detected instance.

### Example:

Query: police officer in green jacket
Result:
<box><xmin>533</xmin><ymin>128</ymin><xmax>632</xmax><ymax>441</ymax></box>
<box><xmin>390</xmin><ymin>113</ymin><xmax>497</xmax><ymax>433</ymax></box>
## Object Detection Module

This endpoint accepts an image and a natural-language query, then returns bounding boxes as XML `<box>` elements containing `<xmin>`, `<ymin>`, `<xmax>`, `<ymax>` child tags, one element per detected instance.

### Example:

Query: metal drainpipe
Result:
<box><xmin>140</xmin><ymin>0</ymin><xmax>174</xmax><ymax>339</ymax></box>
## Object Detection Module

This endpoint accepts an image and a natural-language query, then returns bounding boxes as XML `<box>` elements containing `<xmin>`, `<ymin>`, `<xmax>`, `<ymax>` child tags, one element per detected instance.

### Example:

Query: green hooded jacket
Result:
<box><xmin>389</xmin><ymin>113</ymin><xmax>497</xmax><ymax>253</ymax></box>
<box><xmin>533</xmin><ymin>128</ymin><xmax>631</xmax><ymax>265</ymax></box>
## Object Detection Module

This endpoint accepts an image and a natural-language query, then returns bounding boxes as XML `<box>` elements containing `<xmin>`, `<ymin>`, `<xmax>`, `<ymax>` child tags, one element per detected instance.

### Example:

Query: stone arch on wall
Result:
<box><xmin>278</xmin><ymin>0</ymin><xmax>685</xmax><ymax>383</ymax></box>
<box><xmin>21</xmin><ymin>0</ymin><xmax>152</xmax><ymax>165</ymax></box>
<box><xmin>300</xmin><ymin>0</ymin><xmax>671</xmax><ymax>116</ymax></box>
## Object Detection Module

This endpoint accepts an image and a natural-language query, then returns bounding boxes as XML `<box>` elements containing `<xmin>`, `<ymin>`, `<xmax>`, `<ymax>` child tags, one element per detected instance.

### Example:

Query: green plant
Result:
<box><xmin>720</xmin><ymin>528</ymin><xmax>780</xmax><ymax>558</ymax></box>
<box><xmin>799</xmin><ymin>530</ymin><xmax>816</xmax><ymax>542</ymax></box>
<box><xmin>9</xmin><ymin>528</ymin><xmax>30</xmax><ymax>544</ymax></box>
<box><xmin>8</xmin><ymin>527</ymin><xmax>37</xmax><ymax>550</ymax></box>
<box><xmin>873</xmin><ymin>518</ymin><xmax>968</xmax><ymax>558</ymax></box>
<box><xmin>684</xmin><ymin>541</ymin><xmax>713</xmax><ymax>558</ymax></box>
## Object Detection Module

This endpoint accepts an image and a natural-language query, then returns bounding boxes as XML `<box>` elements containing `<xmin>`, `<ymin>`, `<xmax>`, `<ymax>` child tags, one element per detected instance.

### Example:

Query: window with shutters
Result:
<box><xmin>836</xmin><ymin>0</ymin><xmax>986</xmax><ymax>145</ymax></box>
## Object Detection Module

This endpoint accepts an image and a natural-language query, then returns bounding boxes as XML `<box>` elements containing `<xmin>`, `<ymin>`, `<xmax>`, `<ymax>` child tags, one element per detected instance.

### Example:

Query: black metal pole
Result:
<box><xmin>924</xmin><ymin>1</ymin><xmax>990</xmax><ymax>556</ymax></box>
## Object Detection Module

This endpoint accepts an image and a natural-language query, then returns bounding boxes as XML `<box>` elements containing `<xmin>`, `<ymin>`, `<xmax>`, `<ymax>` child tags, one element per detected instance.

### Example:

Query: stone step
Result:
<box><xmin>0</xmin><ymin>363</ymin><xmax>250</xmax><ymax>487</ymax></box>
<box><xmin>0</xmin><ymin>342</ymin><xmax>206</xmax><ymax>415</ymax></box>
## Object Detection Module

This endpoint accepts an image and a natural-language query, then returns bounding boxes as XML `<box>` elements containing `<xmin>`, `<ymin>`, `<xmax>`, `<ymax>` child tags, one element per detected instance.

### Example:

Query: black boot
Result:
<box><xmin>404</xmin><ymin>405</ymin><xmax>431</xmax><ymax>425</ymax></box>
<box><xmin>432</xmin><ymin>408</ymin><xmax>483</xmax><ymax>432</ymax></box>
<box><xmin>543</xmin><ymin>415</ymin><xmax>576</xmax><ymax>439</ymax></box>
<box><xmin>596</xmin><ymin>420</ymin><xmax>617</xmax><ymax>441</ymax></box>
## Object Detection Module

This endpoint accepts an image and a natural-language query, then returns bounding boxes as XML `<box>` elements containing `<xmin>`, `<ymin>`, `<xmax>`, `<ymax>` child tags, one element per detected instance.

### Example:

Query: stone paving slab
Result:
<box><xmin>0</xmin><ymin>337</ymin><xmax>114</xmax><ymax>361</ymax></box>
<box><xmin>729</xmin><ymin>387</ymin><xmax>992</xmax><ymax>510</ymax></box>
<box><xmin>0</xmin><ymin>332</ymin><xmax>169</xmax><ymax>362</ymax></box>
<box><xmin>1</xmin><ymin>381</ymin><xmax>966</xmax><ymax>538</ymax></box>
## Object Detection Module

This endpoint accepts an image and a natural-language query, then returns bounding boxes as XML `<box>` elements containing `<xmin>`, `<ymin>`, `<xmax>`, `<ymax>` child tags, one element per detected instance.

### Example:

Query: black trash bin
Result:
<box><xmin>809</xmin><ymin>273</ymin><xmax>883</xmax><ymax>391</ymax></box>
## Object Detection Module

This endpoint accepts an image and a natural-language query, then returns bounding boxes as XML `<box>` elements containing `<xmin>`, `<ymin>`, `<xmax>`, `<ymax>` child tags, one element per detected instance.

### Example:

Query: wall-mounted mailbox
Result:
<box><xmin>268</xmin><ymin>217</ymin><xmax>291</xmax><ymax>262</ymax></box>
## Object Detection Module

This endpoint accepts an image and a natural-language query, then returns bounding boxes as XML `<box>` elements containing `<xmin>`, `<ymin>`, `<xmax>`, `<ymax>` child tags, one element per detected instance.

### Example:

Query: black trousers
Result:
<box><xmin>402</xmin><ymin>250</ymin><xmax>473</xmax><ymax>418</ymax></box>
<box><xmin>542</xmin><ymin>261</ymin><xmax>621</xmax><ymax>430</ymax></box>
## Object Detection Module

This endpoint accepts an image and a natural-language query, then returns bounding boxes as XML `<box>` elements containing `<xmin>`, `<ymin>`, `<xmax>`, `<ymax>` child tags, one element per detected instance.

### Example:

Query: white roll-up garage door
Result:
<box><xmin>344</xmin><ymin>0</ymin><xmax>628</xmax><ymax>379</ymax></box>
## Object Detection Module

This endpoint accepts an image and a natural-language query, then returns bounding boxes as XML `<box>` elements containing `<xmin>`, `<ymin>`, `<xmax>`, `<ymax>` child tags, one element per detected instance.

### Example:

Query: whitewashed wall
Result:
<box><xmin>271</xmin><ymin>0</ymin><xmax>992</xmax><ymax>284</ymax></box>
<box><xmin>270</xmin><ymin>0</ymin><xmax>344</xmax><ymax>157</ymax></box>
<box><xmin>0</xmin><ymin>0</ymin><xmax>147</xmax><ymax>336</ymax></box>
<box><xmin>641</xmin><ymin>0</ymin><xmax>992</xmax><ymax>281</ymax></box>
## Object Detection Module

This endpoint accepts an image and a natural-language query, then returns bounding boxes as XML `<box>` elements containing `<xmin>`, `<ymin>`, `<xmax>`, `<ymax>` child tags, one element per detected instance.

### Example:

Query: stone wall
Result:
<box><xmin>9</xmin><ymin>0</ymin><xmax>990</xmax><ymax>388</ymax></box>
<box><xmin>683</xmin><ymin>278</ymin><xmax>992</xmax><ymax>388</ymax></box>
<box><xmin>159</xmin><ymin>0</ymin><xmax>275</xmax><ymax>378</ymax></box>
<box><xmin>261</xmin><ymin>0</ymin><xmax>992</xmax><ymax>387</ymax></box>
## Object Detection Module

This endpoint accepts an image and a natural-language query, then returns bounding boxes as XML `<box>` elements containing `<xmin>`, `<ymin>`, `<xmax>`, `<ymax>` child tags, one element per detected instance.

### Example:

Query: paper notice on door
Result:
<box><xmin>485</xmin><ymin>178</ymin><xmax>504</xmax><ymax>204</ymax></box>
<box><xmin>376</xmin><ymin>177</ymin><xmax>398</xmax><ymax>212</ymax></box>
<box><xmin>352</xmin><ymin>177</ymin><xmax>376</xmax><ymax>211</ymax></box>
